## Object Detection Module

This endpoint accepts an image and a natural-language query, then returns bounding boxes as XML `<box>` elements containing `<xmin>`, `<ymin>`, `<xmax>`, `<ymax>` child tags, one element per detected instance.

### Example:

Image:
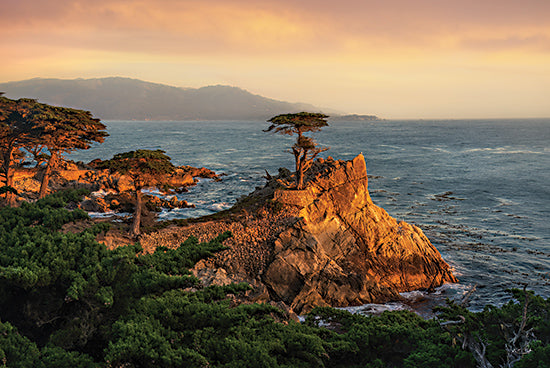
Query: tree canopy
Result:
<box><xmin>97</xmin><ymin>149</ymin><xmax>175</xmax><ymax>185</ymax></box>
<box><xmin>265</xmin><ymin>112</ymin><xmax>329</xmax><ymax>136</ymax></box>
<box><xmin>96</xmin><ymin>149</ymin><xmax>176</xmax><ymax>236</ymax></box>
<box><xmin>0</xmin><ymin>96</ymin><xmax>107</xmax><ymax>203</ymax></box>
<box><xmin>28</xmin><ymin>102</ymin><xmax>107</xmax><ymax>198</ymax></box>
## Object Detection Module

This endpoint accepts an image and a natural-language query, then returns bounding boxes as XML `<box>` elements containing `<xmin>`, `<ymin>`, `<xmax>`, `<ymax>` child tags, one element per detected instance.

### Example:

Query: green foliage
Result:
<box><xmin>96</xmin><ymin>149</ymin><xmax>175</xmax><ymax>181</ymax></box>
<box><xmin>0</xmin><ymin>186</ymin><xmax>17</xmax><ymax>195</ymax></box>
<box><xmin>515</xmin><ymin>341</ymin><xmax>550</xmax><ymax>368</ymax></box>
<box><xmin>0</xmin><ymin>320</ymin><xmax>41</xmax><ymax>368</ymax></box>
<box><xmin>435</xmin><ymin>289</ymin><xmax>550</xmax><ymax>367</ymax></box>
<box><xmin>137</xmin><ymin>231</ymin><xmax>231</xmax><ymax>275</ymax></box>
<box><xmin>0</xmin><ymin>191</ymin><xmax>241</xmax><ymax>365</ymax></box>
<box><xmin>105</xmin><ymin>289</ymin><xmax>326</xmax><ymax>368</ymax></box>
<box><xmin>305</xmin><ymin>307</ymin><xmax>475</xmax><ymax>368</ymax></box>
<box><xmin>265</xmin><ymin>112</ymin><xmax>329</xmax><ymax>135</ymax></box>
<box><xmin>0</xmin><ymin>320</ymin><xmax>97</xmax><ymax>368</ymax></box>
<box><xmin>0</xmin><ymin>190</ymin><xmax>548</xmax><ymax>367</ymax></box>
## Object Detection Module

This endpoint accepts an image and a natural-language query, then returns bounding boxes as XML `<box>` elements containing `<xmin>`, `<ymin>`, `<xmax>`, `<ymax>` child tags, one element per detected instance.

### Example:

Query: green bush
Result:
<box><xmin>0</xmin><ymin>190</ymin><xmax>548</xmax><ymax>367</ymax></box>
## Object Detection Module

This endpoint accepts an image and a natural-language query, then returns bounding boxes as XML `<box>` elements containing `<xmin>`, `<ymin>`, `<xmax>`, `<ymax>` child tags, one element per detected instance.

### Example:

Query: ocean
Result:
<box><xmin>69</xmin><ymin>119</ymin><xmax>550</xmax><ymax>311</ymax></box>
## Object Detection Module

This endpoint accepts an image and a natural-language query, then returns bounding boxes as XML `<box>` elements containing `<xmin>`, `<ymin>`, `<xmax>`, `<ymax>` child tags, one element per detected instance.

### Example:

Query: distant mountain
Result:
<box><xmin>0</xmin><ymin>77</ymin><xmax>336</xmax><ymax>121</ymax></box>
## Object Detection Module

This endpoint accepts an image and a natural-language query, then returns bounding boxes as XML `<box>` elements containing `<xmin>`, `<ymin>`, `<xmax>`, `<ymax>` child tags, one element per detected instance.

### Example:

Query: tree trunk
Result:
<box><xmin>292</xmin><ymin>147</ymin><xmax>301</xmax><ymax>189</ymax></box>
<box><xmin>296</xmin><ymin>150</ymin><xmax>307</xmax><ymax>190</ymax></box>
<box><xmin>297</xmin><ymin>170</ymin><xmax>305</xmax><ymax>190</ymax></box>
<box><xmin>5</xmin><ymin>169</ymin><xmax>16</xmax><ymax>207</ymax></box>
<box><xmin>2</xmin><ymin>147</ymin><xmax>16</xmax><ymax>206</ymax></box>
<box><xmin>39</xmin><ymin>151</ymin><xmax>58</xmax><ymax>199</ymax></box>
<box><xmin>294</xmin><ymin>132</ymin><xmax>303</xmax><ymax>189</ymax></box>
<box><xmin>131</xmin><ymin>189</ymin><xmax>143</xmax><ymax>237</ymax></box>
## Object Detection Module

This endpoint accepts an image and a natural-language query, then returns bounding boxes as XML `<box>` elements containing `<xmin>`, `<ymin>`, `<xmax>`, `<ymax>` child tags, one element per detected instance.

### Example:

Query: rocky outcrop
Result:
<box><xmin>141</xmin><ymin>154</ymin><xmax>457</xmax><ymax>314</ymax></box>
<box><xmin>262</xmin><ymin>154</ymin><xmax>457</xmax><ymax>312</ymax></box>
<box><xmin>12</xmin><ymin>161</ymin><xmax>218</xmax><ymax>213</ymax></box>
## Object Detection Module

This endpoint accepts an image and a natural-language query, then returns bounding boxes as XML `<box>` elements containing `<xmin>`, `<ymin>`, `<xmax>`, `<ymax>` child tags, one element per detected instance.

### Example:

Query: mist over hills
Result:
<box><xmin>0</xmin><ymin>77</ymin><xmax>340</xmax><ymax>121</ymax></box>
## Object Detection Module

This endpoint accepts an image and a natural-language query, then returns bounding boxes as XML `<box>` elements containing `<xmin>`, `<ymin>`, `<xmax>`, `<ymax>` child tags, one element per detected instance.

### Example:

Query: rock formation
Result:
<box><xmin>11</xmin><ymin>160</ymin><xmax>219</xmax><ymax>214</ymax></box>
<box><xmin>141</xmin><ymin>154</ymin><xmax>457</xmax><ymax>314</ymax></box>
<box><xmin>262</xmin><ymin>154</ymin><xmax>457</xmax><ymax>312</ymax></box>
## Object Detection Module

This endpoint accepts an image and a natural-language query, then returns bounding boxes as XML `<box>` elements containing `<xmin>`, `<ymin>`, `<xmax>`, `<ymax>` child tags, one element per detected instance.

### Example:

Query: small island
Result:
<box><xmin>331</xmin><ymin>114</ymin><xmax>383</xmax><ymax>122</ymax></box>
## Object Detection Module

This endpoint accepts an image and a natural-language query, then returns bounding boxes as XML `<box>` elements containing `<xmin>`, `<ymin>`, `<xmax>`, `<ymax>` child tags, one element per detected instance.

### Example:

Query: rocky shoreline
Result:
<box><xmin>141</xmin><ymin>154</ymin><xmax>458</xmax><ymax>314</ymax></box>
<box><xmin>12</xmin><ymin>159</ymin><xmax>219</xmax><ymax>213</ymax></box>
<box><xmin>12</xmin><ymin>154</ymin><xmax>457</xmax><ymax>315</ymax></box>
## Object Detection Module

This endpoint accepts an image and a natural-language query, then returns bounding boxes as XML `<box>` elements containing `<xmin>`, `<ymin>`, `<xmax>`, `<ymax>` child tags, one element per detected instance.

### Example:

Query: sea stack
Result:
<box><xmin>262</xmin><ymin>154</ymin><xmax>457</xmax><ymax>313</ymax></box>
<box><xmin>144</xmin><ymin>154</ymin><xmax>458</xmax><ymax>314</ymax></box>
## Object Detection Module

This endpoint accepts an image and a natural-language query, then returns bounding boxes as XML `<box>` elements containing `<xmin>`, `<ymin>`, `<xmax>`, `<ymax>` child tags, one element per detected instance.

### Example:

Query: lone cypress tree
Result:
<box><xmin>265</xmin><ymin>112</ymin><xmax>329</xmax><ymax>189</ymax></box>
<box><xmin>97</xmin><ymin>149</ymin><xmax>176</xmax><ymax>236</ymax></box>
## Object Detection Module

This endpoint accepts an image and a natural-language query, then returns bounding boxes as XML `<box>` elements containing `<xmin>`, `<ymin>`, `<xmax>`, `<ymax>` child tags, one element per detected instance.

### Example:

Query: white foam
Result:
<box><xmin>464</xmin><ymin>147</ymin><xmax>544</xmax><ymax>155</ymax></box>
<box><xmin>341</xmin><ymin>302</ymin><xmax>412</xmax><ymax>315</ymax></box>
<box><xmin>208</xmin><ymin>202</ymin><xmax>232</xmax><ymax>211</ymax></box>
<box><xmin>90</xmin><ymin>189</ymin><xmax>117</xmax><ymax>198</ymax></box>
<box><xmin>88</xmin><ymin>211</ymin><xmax>131</xmax><ymax>219</ymax></box>
<box><xmin>495</xmin><ymin>197</ymin><xmax>519</xmax><ymax>206</ymax></box>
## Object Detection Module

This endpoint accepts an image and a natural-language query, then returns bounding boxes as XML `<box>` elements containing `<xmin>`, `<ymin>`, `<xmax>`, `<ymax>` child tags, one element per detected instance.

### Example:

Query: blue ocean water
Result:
<box><xmin>69</xmin><ymin>119</ymin><xmax>550</xmax><ymax>310</ymax></box>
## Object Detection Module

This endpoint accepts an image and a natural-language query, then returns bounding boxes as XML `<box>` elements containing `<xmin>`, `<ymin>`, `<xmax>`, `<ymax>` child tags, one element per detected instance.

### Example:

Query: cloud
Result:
<box><xmin>2</xmin><ymin>0</ymin><xmax>549</xmax><ymax>117</ymax></box>
<box><xmin>460</xmin><ymin>34</ymin><xmax>550</xmax><ymax>53</ymax></box>
<box><xmin>3</xmin><ymin>0</ymin><xmax>549</xmax><ymax>56</ymax></box>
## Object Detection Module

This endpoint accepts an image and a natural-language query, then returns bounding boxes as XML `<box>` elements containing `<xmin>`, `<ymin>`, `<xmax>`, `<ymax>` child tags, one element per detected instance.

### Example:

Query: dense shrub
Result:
<box><xmin>0</xmin><ymin>190</ymin><xmax>548</xmax><ymax>367</ymax></box>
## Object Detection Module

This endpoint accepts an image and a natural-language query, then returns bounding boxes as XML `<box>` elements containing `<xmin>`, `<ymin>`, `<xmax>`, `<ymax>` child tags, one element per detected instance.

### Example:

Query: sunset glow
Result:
<box><xmin>2</xmin><ymin>0</ymin><xmax>549</xmax><ymax>118</ymax></box>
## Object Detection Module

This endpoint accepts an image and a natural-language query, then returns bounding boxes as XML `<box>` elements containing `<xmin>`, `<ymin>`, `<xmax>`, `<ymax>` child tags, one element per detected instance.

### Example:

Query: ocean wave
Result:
<box><xmin>341</xmin><ymin>302</ymin><xmax>412</xmax><ymax>315</ymax></box>
<box><xmin>463</xmin><ymin>147</ymin><xmax>545</xmax><ymax>155</ymax></box>
<box><xmin>90</xmin><ymin>189</ymin><xmax>117</xmax><ymax>198</ymax></box>
<box><xmin>379</xmin><ymin>144</ymin><xmax>405</xmax><ymax>151</ymax></box>
<box><xmin>208</xmin><ymin>202</ymin><xmax>232</xmax><ymax>211</ymax></box>
<box><xmin>88</xmin><ymin>211</ymin><xmax>131</xmax><ymax>219</ymax></box>
<box><xmin>158</xmin><ymin>207</ymin><xmax>215</xmax><ymax>220</ymax></box>
<box><xmin>338</xmin><ymin>284</ymin><xmax>474</xmax><ymax>319</ymax></box>
<box><xmin>495</xmin><ymin>197</ymin><xmax>519</xmax><ymax>206</ymax></box>
<box><xmin>421</xmin><ymin>146</ymin><xmax>451</xmax><ymax>153</ymax></box>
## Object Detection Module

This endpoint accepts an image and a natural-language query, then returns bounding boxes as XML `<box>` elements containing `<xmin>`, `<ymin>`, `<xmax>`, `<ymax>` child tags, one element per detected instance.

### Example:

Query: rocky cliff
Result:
<box><xmin>262</xmin><ymin>154</ymin><xmax>457</xmax><ymax>312</ymax></box>
<box><xmin>141</xmin><ymin>154</ymin><xmax>457</xmax><ymax>314</ymax></box>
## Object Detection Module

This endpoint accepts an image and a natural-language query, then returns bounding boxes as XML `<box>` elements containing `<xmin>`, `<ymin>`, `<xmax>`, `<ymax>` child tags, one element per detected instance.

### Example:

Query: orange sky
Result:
<box><xmin>2</xmin><ymin>0</ymin><xmax>549</xmax><ymax>118</ymax></box>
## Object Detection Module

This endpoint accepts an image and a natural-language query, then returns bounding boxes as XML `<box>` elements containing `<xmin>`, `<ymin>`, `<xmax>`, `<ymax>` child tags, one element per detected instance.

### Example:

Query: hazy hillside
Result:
<box><xmin>0</xmin><ymin>77</ymin><xmax>330</xmax><ymax>121</ymax></box>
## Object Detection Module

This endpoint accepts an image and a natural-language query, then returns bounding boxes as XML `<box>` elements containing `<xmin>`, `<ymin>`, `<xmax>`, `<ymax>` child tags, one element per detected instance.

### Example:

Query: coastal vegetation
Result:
<box><xmin>94</xmin><ymin>150</ymin><xmax>177</xmax><ymax>237</ymax></box>
<box><xmin>264</xmin><ymin>112</ymin><xmax>329</xmax><ymax>189</ymax></box>
<box><xmin>0</xmin><ymin>99</ymin><xmax>548</xmax><ymax>366</ymax></box>
<box><xmin>0</xmin><ymin>191</ymin><xmax>548</xmax><ymax>367</ymax></box>
<box><xmin>0</xmin><ymin>95</ymin><xmax>107</xmax><ymax>205</ymax></box>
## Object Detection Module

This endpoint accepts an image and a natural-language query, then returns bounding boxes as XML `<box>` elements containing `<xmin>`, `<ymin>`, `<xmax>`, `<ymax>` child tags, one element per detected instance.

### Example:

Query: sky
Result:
<box><xmin>2</xmin><ymin>0</ymin><xmax>550</xmax><ymax>119</ymax></box>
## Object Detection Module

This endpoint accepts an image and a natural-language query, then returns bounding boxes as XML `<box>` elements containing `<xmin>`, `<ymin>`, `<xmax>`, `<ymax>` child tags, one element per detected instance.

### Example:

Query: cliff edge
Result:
<box><xmin>263</xmin><ymin>154</ymin><xmax>457</xmax><ymax>312</ymax></box>
<box><xmin>141</xmin><ymin>154</ymin><xmax>457</xmax><ymax>314</ymax></box>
